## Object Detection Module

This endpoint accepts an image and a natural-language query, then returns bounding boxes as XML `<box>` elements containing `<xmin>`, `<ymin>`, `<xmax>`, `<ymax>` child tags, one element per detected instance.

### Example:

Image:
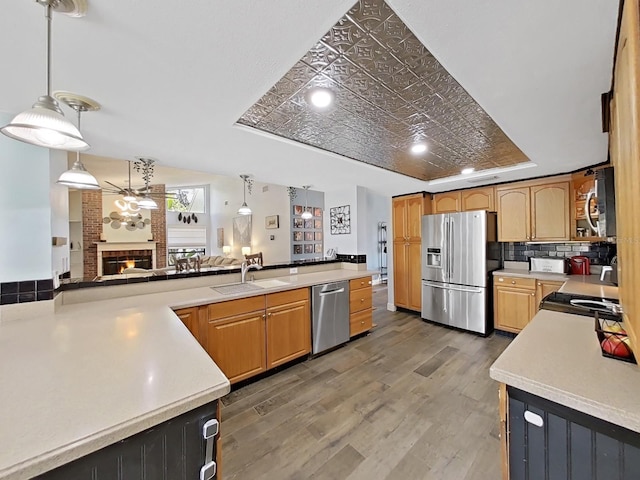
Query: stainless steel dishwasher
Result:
<box><xmin>311</xmin><ymin>280</ymin><xmax>349</xmax><ymax>355</ymax></box>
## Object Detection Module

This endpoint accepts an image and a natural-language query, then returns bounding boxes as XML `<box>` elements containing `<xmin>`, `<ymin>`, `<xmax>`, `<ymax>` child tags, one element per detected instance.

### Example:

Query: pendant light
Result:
<box><xmin>1</xmin><ymin>1</ymin><xmax>89</xmax><ymax>151</ymax></box>
<box><xmin>301</xmin><ymin>186</ymin><xmax>313</xmax><ymax>220</ymax></box>
<box><xmin>238</xmin><ymin>174</ymin><xmax>252</xmax><ymax>215</ymax></box>
<box><xmin>55</xmin><ymin>92</ymin><xmax>100</xmax><ymax>189</ymax></box>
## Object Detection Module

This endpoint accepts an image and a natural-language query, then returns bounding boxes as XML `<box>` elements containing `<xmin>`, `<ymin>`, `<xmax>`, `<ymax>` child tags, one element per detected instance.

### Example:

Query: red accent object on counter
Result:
<box><xmin>569</xmin><ymin>255</ymin><xmax>590</xmax><ymax>275</ymax></box>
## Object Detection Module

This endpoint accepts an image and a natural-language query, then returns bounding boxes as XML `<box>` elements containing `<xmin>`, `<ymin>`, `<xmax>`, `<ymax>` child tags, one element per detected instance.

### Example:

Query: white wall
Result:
<box><xmin>49</xmin><ymin>150</ymin><xmax>70</xmax><ymax>277</ymax></box>
<box><xmin>251</xmin><ymin>183</ymin><xmax>291</xmax><ymax>264</ymax></box>
<box><xmin>324</xmin><ymin>187</ymin><xmax>358</xmax><ymax>255</ymax></box>
<box><xmin>0</xmin><ymin>112</ymin><xmax>55</xmax><ymax>282</ymax></box>
<box><xmin>363</xmin><ymin>187</ymin><xmax>391</xmax><ymax>274</ymax></box>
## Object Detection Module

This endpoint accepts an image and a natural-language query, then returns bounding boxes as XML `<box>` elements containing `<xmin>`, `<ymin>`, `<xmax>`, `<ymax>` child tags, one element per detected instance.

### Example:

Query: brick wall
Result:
<box><xmin>150</xmin><ymin>184</ymin><xmax>167</xmax><ymax>268</ymax></box>
<box><xmin>504</xmin><ymin>242</ymin><xmax>616</xmax><ymax>265</ymax></box>
<box><xmin>82</xmin><ymin>190</ymin><xmax>103</xmax><ymax>279</ymax></box>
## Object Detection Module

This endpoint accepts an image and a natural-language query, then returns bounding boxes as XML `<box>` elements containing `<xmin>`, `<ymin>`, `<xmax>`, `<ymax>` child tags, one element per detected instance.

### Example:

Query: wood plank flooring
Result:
<box><xmin>221</xmin><ymin>286</ymin><xmax>512</xmax><ymax>480</ymax></box>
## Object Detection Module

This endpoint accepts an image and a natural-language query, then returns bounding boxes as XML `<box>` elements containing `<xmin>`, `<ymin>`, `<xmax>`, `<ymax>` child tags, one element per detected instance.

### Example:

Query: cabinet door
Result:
<box><xmin>392</xmin><ymin>197</ymin><xmax>408</xmax><ymax>241</ymax></box>
<box><xmin>207</xmin><ymin>311</ymin><xmax>266</xmax><ymax>384</ymax></box>
<box><xmin>462</xmin><ymin>187</ymin><xmax>495</xmax><ymax>212</ymax></box>
<box><xmin>531</xmin><ymin>182</ymin><xmax>570</xmax><ymax>241</ymax></box>
<box><xmin>393</xmin><ymin>242</ymin><xmax>408</xmax><ymax>308</ymax></box>
<box><xmin>497</xmin><ymin>187</ymin><xmax>531</xmax><ymax>241</ymax></box>
<box><xmin>432</xmin><ymin>192</ymin><xmax>461</xmax><ymax>214</ymax></box>
<box><xmin>406</xmin><ymin>195</ymin><xmax>425</xmax><ymax>241</ymax></box>
<box><xmin>535</xmin><ymin>280</ymin><xmax>564</xmax><ymax>311</ymax></box>
<box><xmin>494</xmin><ymin>286</ymin><xmax>536</xmax><ymax>333</ymax></box>
<box><xmin>407</xmin><ymin>241</ymin><xmax>423</xmax><ymax>312</ymax></box>
<box><xmin>266</xmin><ymin>299</ymin><xmax>310</xmax><ymax>369</ymax></box>
<box><xmin>174</xmin><ymin>307</ymin><xmax>200</xmax><ymax>340</ymax></box>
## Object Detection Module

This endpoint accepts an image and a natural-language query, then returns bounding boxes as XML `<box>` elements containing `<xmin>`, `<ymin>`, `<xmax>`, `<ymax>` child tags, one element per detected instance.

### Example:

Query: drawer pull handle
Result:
<box><xmin>524</xmin><ymin>410</ymin><xmax>544</xmax><ymax>427</ymax></box>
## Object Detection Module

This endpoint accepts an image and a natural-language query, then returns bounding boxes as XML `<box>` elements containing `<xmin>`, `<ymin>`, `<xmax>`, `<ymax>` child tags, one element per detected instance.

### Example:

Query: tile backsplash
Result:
<box><xmin>503</xmin><ymin>242</ymin><xmax>616</xmax><ymax>265</ymax></box>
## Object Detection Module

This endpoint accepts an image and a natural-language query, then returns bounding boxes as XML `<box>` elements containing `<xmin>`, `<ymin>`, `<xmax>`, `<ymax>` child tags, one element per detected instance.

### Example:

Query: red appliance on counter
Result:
<box><xmin>569</xmin><ymin>256</ymin><xmax>590</xmax><ymax>275</ymax></box>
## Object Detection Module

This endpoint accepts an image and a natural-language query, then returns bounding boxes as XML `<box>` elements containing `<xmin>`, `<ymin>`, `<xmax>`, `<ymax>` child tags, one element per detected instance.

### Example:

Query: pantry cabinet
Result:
<box><xmin>496</xmin><ymin>181</ymin><xmax>570</xmax><ymax>242</ymax></box>
<box><xmin>393</xmin><ymin>193</ymin><xmax>429</xmax><ymax>311</ymax></box>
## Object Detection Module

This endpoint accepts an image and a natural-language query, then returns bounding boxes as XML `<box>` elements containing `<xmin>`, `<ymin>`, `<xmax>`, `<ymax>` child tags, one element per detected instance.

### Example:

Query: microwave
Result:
<box><xmin>586</xmin><ymin>167</ymin><xmax>616</xmax><ymax>237</ymax></box>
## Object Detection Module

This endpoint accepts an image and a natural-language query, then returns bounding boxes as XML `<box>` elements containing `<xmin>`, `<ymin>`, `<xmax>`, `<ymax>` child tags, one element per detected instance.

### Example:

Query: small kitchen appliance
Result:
<box><xmin>529</xmin><ymin>257</ymin><xmax>567</xmax><ymax>274</ymax></box>
<box><xmin>569</xmin><ymin>256</ymin><xmax>590</xmax><ymax>275</ymax></box>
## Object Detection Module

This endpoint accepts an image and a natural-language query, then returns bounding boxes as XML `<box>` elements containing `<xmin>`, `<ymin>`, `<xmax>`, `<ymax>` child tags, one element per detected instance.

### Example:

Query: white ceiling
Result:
<box><xmin>0</xmin><ymin>0</ymin><xmax>618</xmax><ymax>195</ymax></box>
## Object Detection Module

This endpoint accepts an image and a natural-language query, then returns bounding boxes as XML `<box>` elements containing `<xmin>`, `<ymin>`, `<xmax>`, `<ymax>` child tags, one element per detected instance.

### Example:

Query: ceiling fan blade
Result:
<box><xmin>104</xmin><ymin>181</ymin><xmax>124</xmax><ymax>191</ymax></box>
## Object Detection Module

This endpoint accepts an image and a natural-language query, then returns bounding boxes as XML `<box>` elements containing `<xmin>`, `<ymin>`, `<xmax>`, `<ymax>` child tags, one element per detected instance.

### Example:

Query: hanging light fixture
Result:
<box><xmin>1</xmin><ymin>0</ymin><xmax>89</xmax><ymax>151</ymax></box>
<box><xmin>301</xmin><ymin>186</ymin><xmax>313</xmax><ymax>220</ymax></box>
<box><xmin>55</xmin><ymin>92</ymin><xmax>100</xmax><ymax>189</ymax></box>
<box><xmin>138</xmin><ymin>196</ymin><xmax>158</xmax><ymax>210</ymax></box>
<box><xmin>238</xmin><ymin>174</ymin><xmax>252</xmax><ymax>215</ymax></box>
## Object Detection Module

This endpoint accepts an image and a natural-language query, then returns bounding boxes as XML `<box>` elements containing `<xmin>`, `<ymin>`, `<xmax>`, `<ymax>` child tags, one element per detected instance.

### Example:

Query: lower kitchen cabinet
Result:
<box><xmin>174</xmin><ymin>306</ymin><xmax>202</xmax><ymax>343</ymax></box>
<box><xmin>501</xmin><ymin>385</ymin><xmax>640</xmax><ymax>480</ymax></box>
<box><xmin>38</xmin><ymin>400</ymin><xmax>221</xmax><ymax>480</ymax></box>
<box><xmin>534</xmin><ymin>279</ymin><xmax>564</xmax><ymax>309</ymax></box>
<box><xmin>349</xmin><ymin>276</ymin><xmax>373</xmax><ymax>337</ymax></box>
<box><xmin>494</xmin><ymin>276</ymin><xmax>536</xmax><ymax>333</ymax></box>
<box><xmin>203</xmin><ymin>288</ymin><xmax>311</xmax><ymax>384</ymax></box>
<box><xmin>265</xmin><ymin>289</ymin><xmax>310</xmax><ymax>369</ymax></box>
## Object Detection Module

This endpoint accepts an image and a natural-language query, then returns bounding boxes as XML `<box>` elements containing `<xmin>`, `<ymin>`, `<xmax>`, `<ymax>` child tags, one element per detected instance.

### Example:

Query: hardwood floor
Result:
<box><xmin>221</xmin><ymin>285</ymin><xmax>512</xmax><ymax>480</ymax></box>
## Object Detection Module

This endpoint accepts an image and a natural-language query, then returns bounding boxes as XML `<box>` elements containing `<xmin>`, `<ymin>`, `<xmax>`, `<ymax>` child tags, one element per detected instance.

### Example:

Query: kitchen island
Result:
<box><xmin>0</xmin><ymin>266</ymin><xmax>375</xmax><ymax>479</ymax></box>
<box><xmin>490</xmin><ymin>277</ymin><xmax>640</xmax><ymax>479</ymax></box>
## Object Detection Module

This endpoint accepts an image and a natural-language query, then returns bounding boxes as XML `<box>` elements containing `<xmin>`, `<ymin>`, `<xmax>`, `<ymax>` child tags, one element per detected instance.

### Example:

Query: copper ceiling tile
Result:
<box><xmin>237</xmin><ymin>0</ymin><xmax>529</xmax><ymax>181</ymax></box>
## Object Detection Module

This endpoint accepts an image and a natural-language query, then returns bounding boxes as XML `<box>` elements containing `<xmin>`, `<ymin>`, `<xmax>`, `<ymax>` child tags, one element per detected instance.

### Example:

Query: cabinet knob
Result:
<box><xmin>532</xmin><ymin>235</ymin><xmax>536</xmax><ymax>239</ymax></box>
<box><xmin>360</xmin><ymin>281</ymin><xmax>364</xmax><ymax>285</ymax></box>
<box><xmin>511</xmin><ymin>280</ymin><xmax>516</xmax><ymax>284</ymax></box>
<box><xmin>368</xmin><ymin>281</ymin><xmax>372</xmax><ymax>285</ymax></box>
<box><xmin>360</xmin><ymin>298</ymin><xmax>365</xmax><ymax>302</ymax></box>
<box><xmin>537</xmin><ymin>283</ymin><xmax>541</xmax><ymax>286</ymax></box>
<box><xmin>268</xmin><ymin>312</ymin><xmax>272</xmax><ymax>317</ymax></box>
<box><xmin>361</xmin><ymin>321</ymin><xmax>365</xmax><ymax>325</ymax></box>
<box><xmin>531</xmin><ymin>293</ymin><xmax>535</xmax><ymax>296</ymax></box>
<box><xmin>262</xmin><ymin>314</ymin><xmax>266</xmax><ymax>319</ymax></box>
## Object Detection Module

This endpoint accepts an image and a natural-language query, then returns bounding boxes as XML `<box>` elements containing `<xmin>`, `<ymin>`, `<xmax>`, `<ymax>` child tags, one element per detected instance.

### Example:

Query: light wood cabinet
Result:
<box><xmin>534</xmin><ymin>279</ymin><xmax>564</xmax><ymax>310</ymax></box>
<box><xmin>204</xmin><ymin>289</ymin><xmax>310</xmax><ymax>384</ymax></box>
<box><xmin>432</xmin><ymin>191</ymin><xmax>461</xmax><ymax>213</ymax></box>
<box><xmin>610</xmin><ymin>0</ymin><xmax>640</xmax><ymax>359</ymax></box>
<box><xmin>349</xmin><ymin>276</ymin><xmax>373</xmax><ymax>337</ymax></box>
<box><xmin>392</xmin><ymin>193</ymin><xmax>428</xmax><ymax>311</ymax></box>
<box><xmin>496</xmin><ymin>181</ymin><xmax>570</xmax><ymax>242</ymax></box>
<box><xmin>461</xmin><ymin>187</ymin><xmax>495</xmax><ymax>212</ymax></box>
<box><xmin>265</xmin><ymin>289</ymin><xmax>310</xmax><ymax>369</ymax></box>
<box><xmin>494</xmin><ymin>275</ymin><xmax>536</xmax><ymax>333</ymax></box>
<box><xmin>174</xmin><ymin>306</ymin><xmax>200</xmax><ymax>341</ymax></box>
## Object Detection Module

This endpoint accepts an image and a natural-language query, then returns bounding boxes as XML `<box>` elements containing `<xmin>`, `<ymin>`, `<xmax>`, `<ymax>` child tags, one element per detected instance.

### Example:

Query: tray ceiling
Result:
<box><xmin>237</xmin><ymin>0</ymin><xmax>530</xmax><ymax>181</ymax></box>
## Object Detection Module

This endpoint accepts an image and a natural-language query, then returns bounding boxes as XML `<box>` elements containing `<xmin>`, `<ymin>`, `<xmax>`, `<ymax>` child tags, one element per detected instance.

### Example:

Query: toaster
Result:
<box><xmin>529</xmin><ymin>257</ymin><xmax>568</xmax><ymax>274</ymax></box>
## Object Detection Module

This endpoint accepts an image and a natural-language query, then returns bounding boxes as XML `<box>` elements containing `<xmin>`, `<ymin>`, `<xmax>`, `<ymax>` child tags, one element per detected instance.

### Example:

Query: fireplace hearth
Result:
<box><xmin>102</xmin><ymin>250</ymin><xmax>152</xmax><ymax>275</ymax></box>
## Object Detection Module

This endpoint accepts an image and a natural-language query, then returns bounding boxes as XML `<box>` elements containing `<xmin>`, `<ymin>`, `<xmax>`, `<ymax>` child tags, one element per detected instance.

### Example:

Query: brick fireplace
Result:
<box><xmin>96</xmin><ymin>243</ymin><xmax>157</xmax><ymax>277</ymax></box>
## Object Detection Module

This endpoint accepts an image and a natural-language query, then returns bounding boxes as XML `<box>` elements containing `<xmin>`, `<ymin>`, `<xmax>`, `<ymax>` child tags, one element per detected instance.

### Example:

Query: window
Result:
<box><xmin>167</xmin><ymin>226</ymin><xmax>207</xmax><ymax>266</ymax></box>
<box><xmin>166</xmin><ymin>186</ymin><xmax>207</xmax><ymax>213</ymax></box>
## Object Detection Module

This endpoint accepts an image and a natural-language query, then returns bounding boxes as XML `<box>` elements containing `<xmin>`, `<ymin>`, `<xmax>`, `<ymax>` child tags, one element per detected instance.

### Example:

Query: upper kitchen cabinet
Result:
<box><xmin>392</xmin><ymin>193</ymin><xmax>429</xmax><ymax>311</ymax></box>
<box><xmin>432</xmin><ymin>192</ymin><xmax>461</xmax><ymax>213</ymax></box>
<box><xmin>570</xmin><ymin>168</ymin><xmax>608</xmax><ymax>241</ymax></box>
<box><xmin>496</xmin><ymin>180</ymin><xmax>570</xmax><ymax>242</ymax></box>
<box><xmin>609</xmin><ymin>0</ymin><xmax>640</xmax><ymax>359</ymax></box>
<box><xmin>461</xmin><ymin>187</ymin><xmax>495</xmax><ymax>212</ymax></box>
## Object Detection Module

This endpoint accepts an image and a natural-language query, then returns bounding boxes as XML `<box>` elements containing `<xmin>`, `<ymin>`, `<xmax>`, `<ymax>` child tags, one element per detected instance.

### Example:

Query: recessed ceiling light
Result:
<box><xmin>411</xmin><ymin>143</ymin><xmax>428</xmax><ymax>154</ymax></box>
<box><xmin>461</xmin><ymin>167</ymin><xmax>475</xmax><ymax>175</ymax></box>
<box><xmin>307</xmin><ymin>88</ymin><xmax>334</xmax><ymax>109</ymax></box>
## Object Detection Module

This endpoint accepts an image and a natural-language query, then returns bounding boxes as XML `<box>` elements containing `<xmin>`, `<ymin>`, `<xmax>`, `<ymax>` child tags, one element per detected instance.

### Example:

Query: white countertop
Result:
<box><xmin>0</xmin><ymin>268</ymin><xmax>375</xmax><ymax>479</ymax></box>
<box><xmin>490</xmin><ymin>309</ymin><xmax>640</xmax><ymax>432</ymax></box>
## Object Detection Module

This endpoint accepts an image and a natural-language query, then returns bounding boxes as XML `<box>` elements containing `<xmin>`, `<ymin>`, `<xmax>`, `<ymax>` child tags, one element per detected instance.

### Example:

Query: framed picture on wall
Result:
<box><xmin>304</xmin><ymin>219</ymin><xmax>313</xmax><ymax>229</ymax></box>
<box><xmin>315</xmin><ymin>232</ymin><xmax>323</xmax><ymax>241</ymax></box>
<box><xmin>304</xmin><ymin>244</ymin><xmax>314</xmax><ymax>253</ymax></box>
<box><xmin>293</xmin><ymin>205</ymin><xmax>303</xmax><ymax>215</ymax></box>
<box><xmin>304</xmin><ymin>232</ymin><xmax>314</xmax><ymax>241</ymax></box>
<box><xmin>314</xmin><ymin>244</ymin><xmax>323</xmax><ymax>253</ymax></box>
<box><xmin>293</xmin><ymin>218</ymin><xmax>303</xmax><ymax>228</ymax></box>
<box><xmin>265</xmin><ymin>215</ymin><xmax>279</xmax><ymax>229</ymax></box>
<box><xmin>293</xmin><ymin>244</ymin><xmax>302</xmax><ymax>255</ymax></box>
<box><xmin>293</xmin><ymin>231</ymin><xmax>303</xmax><ymax>241</ymax></box>
<box><xmin>314</xmin><ymin>207</ymin><xmax>322</xmax><ymax>217</ymax></box>
<box><xmin>314</xmin><ymin>219</ymin><xmax>322</xmax><ymax>229</ymax></box>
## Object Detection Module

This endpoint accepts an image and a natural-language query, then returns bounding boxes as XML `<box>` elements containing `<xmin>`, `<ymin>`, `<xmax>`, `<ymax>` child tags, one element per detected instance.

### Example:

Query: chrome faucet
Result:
<box><xmin>241</xmin><ymin>261</ymin><xmax>262</xmax><ymax>283</ymax></box>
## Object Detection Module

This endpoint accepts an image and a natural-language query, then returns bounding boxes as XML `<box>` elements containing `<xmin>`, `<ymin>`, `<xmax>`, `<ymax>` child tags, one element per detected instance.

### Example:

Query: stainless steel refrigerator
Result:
<box><xmin>421</xmin><ymin>211</ymin><xmax>500</xmax><ymax>335</ymax></box>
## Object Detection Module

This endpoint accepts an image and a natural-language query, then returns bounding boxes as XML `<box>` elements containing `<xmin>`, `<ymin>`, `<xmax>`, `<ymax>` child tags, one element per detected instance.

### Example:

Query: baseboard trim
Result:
<box><xmin>386</xmin><ymin>303</ymin><xmax>397</xmax><ymax>312</ymax></box>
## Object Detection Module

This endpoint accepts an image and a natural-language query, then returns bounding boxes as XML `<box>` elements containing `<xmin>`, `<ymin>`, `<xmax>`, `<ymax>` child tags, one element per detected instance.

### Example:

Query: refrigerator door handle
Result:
<box><xmin>449</xmin><ymin>217</ymin><xmax>454</xmax><ymax>280</ymax></box>
<box><xmin>444</xmin><ymin>217</ymin><xmax>449</xmax><ymax>281</ymax></box>
<box><xmin>422</xmin><ymin>281</ymin><xmax>482</xmax><ymax>294</ymax></box>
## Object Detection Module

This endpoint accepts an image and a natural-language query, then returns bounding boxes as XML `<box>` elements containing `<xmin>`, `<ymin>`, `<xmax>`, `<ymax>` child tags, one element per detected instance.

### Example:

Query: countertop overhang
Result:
<box><xmin>0</xmin><ymin>267</ymin><xmax>377</xmax><ymax>479</ymax></box>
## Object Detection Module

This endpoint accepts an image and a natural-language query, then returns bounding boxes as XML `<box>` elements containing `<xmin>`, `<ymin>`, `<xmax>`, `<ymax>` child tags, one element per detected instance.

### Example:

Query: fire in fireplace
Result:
<box><xmin>102</xmin><ymin>250</ymin><xmax>152</xmax><ymax>275</ymax></box>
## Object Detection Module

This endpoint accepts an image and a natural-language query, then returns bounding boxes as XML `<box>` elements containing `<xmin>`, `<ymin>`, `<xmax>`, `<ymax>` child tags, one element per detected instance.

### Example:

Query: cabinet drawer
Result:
<box><xmin>350</xmin><ymin>308</ymin><xmax>372</xmax><ymax>337</ymax></box>
<box><xmin>350</xmin><ymin>286</ymin><xmax>372</xmax><ymax>313</ymax></box>
<box><xmin>208</xmin><ymin>296</ymin><xmax>265</xmax><ymax>321</ymax></box>
<box><xmin>495</xmin><ymin>276</ymin><xmax>535</xmax><ymax>290</ymax></box>
<box><xmin>266</xmin><ymin>287</ymin><xmax>309</xmax><ymax>308</ymax></box>
<box><xmin>349</xmin><ymin>276</ymin><xmax>372</xmax><ymax>290</ymax></box>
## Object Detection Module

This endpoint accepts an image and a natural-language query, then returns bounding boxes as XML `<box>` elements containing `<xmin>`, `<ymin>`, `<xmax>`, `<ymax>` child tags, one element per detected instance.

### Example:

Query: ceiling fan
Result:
<box><xmin>101</xmin><ymin>158</ymin><xmax>176</xmax><ymax>206</ymax></box>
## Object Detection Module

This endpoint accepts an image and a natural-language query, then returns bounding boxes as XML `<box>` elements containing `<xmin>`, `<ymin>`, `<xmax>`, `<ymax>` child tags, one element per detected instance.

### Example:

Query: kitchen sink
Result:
<box><xmin>211</xmin><ymin>279</ymin><xmax>290</xmax><ymax>295</ymax></box>
<box><xmin>211</xmin><ymin>283</ymin><xmax>263</xmax><ymax>295</ymax></box>
<box><xmin>252</xmin><ymin>279</ymin><xmax>290</xmax><ymax>289</ymax></box>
